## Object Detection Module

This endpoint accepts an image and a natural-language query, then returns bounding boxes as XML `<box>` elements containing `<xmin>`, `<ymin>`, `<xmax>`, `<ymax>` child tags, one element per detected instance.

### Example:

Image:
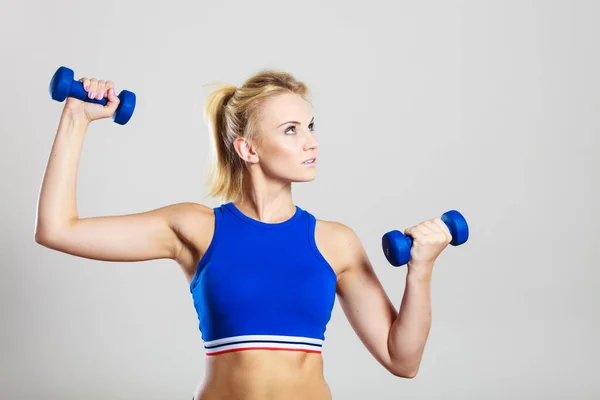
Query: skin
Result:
<box><xmin>35</xmin><ymin>77</ymin><xmax>454</xmax><ymax>400</ymax></box>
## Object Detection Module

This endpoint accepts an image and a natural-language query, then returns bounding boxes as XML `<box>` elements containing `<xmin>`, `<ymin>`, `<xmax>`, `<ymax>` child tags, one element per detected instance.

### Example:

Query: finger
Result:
<box><xmin>95</xmin><ymin>80</ymin><xmax>107</xmax><ymax>100</ymax></box>
<box><xmin>407</xmin><ymin>221</ymin><xmax>434</xmax><ymax>237</ymax></box>
<box><xmin>431</xmin><ymin>218</ymin><xmax>452</xmax><ymax>242</ymax></box>
<box><xmin>104</xmin><ymin>80</ymin><xmax>115</xmax><ymax>98</ymax></box>
<box><xmin>404</xmin><ymin>225</ymin><xmax>422</xmax><ymax>239</ymax></box>
<box><xmin>420</xmin><ymin>221</ymin><xmax>438</xmax><ymax>234</ymax></box>
<box><xmin>88</xmin><ymin>78</ymin><xmax>98</xmax><ymax>99</ymax></box>
<box><xmin>105</xmin><ymin>85</ymin><xmax>120</xmax><ymax>111</ymax></box>
<box><xmin>79</xmin><ymin>77</ymin><xmax>91</xmax><ymax>93</ymax></box>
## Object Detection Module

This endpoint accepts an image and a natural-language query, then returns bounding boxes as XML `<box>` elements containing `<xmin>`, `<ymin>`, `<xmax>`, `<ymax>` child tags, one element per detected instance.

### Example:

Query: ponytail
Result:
<box><xmin>203</xmin><ymin>83</ymin><xmax>242</xmax><ymax>202</ymax></box>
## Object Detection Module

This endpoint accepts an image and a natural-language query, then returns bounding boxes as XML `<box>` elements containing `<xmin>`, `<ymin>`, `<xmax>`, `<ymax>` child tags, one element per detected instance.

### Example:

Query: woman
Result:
<box><xmin>35</xmin><ymin>69</ymin><xmax>453</xmax><ymax>399</ymax></box>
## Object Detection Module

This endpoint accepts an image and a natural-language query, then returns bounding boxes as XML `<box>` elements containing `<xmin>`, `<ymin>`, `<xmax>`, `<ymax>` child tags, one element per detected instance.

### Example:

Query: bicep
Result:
<box><xmin>35</xmin><ymin>202</ymin><xmax>207</xmax><ymax>263</ymax></box>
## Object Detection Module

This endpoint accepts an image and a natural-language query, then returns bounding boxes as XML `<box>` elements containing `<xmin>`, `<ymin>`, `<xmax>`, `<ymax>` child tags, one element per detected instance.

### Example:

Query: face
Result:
<box><xmin>237</xmin><ymin>92</ymin><xmax>319</xmax><ymax>183</ymax></box>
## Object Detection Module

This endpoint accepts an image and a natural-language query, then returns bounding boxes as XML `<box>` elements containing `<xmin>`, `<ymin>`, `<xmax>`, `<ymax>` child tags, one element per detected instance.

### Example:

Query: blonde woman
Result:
<box><xmin>35</xmin><ymin>69</ymin><xmax>452</xmax><ymax>400</ymax></box>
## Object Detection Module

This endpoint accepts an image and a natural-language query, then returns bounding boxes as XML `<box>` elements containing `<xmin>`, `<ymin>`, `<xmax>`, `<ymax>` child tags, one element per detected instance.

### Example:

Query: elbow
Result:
<box><xmin>387</xmin><ymin>357</ymin><xmax>421</xmax><ymax>379</ymax></box>
<box><xmin>34</xmin><ymin>224</ymin><xmax>49</xmax><ymax>245</ymax></box>
<box><xmin>390</xmin><ymin>366</ymin><xmax>419</xmax><ymax>379</ymax></box>
<box><xmin>34</xmin><ymin>229</ymin><xmax>57</xmax><ymax>248</ymax></box>
<box><xmin>34</xmin><ymin>223</ymin><xmax>66</xmax><ymax>249</ymax></box>
<box><xmin>387</xmin><ymin>343</ymin><xmax>424</xmax><ymax>379</ymax></box>
<box><xmin>397</xmin><ymin>368</ymin><xmax>419</xmax><ymax>379</ymax></box>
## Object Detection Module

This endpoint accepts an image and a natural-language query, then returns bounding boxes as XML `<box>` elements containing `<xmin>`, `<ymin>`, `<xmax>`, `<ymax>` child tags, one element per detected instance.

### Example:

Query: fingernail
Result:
<box><xmin>85</xmin><ymin>85</ymin><xmax>89</xmax><ymax>91</ymax></box>
<box><xmin>90</xmin><ymin>92</ymin><xmax>95</xmax><ymax>98</ymax></box>
<box><xmin>111</xmin><ymin>88</ymin><xmax>115</xmax><ymax>95</ymax></box>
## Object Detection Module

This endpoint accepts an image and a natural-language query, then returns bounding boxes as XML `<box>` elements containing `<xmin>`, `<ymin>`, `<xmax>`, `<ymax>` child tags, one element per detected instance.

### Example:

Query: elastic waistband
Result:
<box><xmin>203</xmin><ymin>334</ymin><xmax>324</xmax><ymax>356</ymax></box>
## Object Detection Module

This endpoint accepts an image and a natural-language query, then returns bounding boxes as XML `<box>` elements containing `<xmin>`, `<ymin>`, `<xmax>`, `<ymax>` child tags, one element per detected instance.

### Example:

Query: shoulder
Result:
<box><xmin>169</xmin><ymin>201</ymin><xmax>216</xmax><ymax>236</ymax></box>
<box><xmin>162</xmin><ymin>201</ymin><xmax>214</xmax><ymax>234</ymax></box>
<box><xmin>168</xmin><ymin>201</ymin><xmax>214</xmax><ymax>221</ymax></box>
<box><xmin>315</xmin><ymin>218</ymin><xmax>356</xmax><ymax>242</ymax></box>
<box><xmin>314</xmin><ymin>218</ymin><xmax>364</xmax><ymax>276</ymax></box>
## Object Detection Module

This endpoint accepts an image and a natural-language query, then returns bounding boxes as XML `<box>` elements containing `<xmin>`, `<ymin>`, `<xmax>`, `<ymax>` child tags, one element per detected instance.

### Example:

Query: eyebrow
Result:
<box><xmin>277</xmin><ymin>116</ymin><xmax>314</xmax><ymax>128</ymax></box>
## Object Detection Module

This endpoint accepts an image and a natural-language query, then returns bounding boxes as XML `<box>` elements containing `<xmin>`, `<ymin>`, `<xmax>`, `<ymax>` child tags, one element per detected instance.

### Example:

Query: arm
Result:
<box><xmin>35</xmin><ymin>85</ymin><xmax>210</xmax><ymax>269</ymax></box>
<box><xmin>387</xmin><ymin>267</ymin><xmax>433</xmax><ymax>377</ymax></box>
<box><xmin>318</xmin><ymin>219</ymin><xmax>450</xmax><ymax>378</ymax></box>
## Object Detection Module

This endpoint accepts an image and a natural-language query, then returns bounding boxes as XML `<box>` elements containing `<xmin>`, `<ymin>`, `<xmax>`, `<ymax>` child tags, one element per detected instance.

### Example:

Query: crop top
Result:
<box><xmin>189</xmin><ymin>202</ymin><xmax>337</xmax><ymax>356</ymax></box>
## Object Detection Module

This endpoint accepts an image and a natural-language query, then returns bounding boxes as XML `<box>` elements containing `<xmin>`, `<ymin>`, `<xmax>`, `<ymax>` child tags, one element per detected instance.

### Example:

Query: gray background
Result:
<box><xmin>1</xmin><ymin>0</ymin><xmax>598</xmax><ymax>399</ymax></box>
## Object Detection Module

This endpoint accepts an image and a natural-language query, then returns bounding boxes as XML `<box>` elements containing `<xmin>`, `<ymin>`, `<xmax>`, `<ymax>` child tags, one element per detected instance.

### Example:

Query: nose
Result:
<box><xmin>303</xmin><ymin>132</ymin><xmax>319</xmax><ymax>151</ymax></box>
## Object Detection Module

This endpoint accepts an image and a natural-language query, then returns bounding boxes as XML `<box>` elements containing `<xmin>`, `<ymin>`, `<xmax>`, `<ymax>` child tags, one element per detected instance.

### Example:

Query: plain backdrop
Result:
<box><xmin>1</xmin><ymin>0</ymin><xmax>598</xmax><ymax>399</ymax></box>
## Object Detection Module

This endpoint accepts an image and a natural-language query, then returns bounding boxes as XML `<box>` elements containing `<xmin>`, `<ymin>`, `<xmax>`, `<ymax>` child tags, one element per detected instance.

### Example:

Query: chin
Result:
<box><xmin>296</xmin><ymin>171</ymin><xmax>317</xmax><ymax>183</ymax></box>
<box><xmin>282</xmin><ymin>171</ymin><xmax>317</xmax><ymax>183</ymax></box>
<box><xmin>296</xmin><ymin>177</ymin><xmax>316</xmax><ymax>183</ymax></box>
<box><xmin>272</xmin><ymin>165</ymin><xmax>317</xmax><ymax>184</ymax></box>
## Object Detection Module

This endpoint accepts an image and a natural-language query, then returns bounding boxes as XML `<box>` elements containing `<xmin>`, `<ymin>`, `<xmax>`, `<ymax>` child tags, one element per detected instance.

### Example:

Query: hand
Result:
<box><xmin>404</xmin><ymin>218</ymin><xmax>453</xmax><ymax>275</ymax></box>
<box><xmin>63</xmin><ymin>77</ymin><xmax>120</xmax><ymax>124</ymax></box>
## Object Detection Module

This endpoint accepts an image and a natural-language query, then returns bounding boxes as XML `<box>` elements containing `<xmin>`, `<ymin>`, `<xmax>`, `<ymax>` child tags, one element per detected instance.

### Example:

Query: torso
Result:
<box><xmin>193</xmin><ymin>351</ymin><xmax>332</xmax><ymax>400</ymax></box>
<box><xmin>175</xmin><ymin>203</ymin><xmax>351</xmax><ymax>400</ymax></box>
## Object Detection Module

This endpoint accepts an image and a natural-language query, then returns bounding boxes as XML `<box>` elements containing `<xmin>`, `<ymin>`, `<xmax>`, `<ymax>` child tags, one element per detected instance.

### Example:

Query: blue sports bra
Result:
<box><xmin>189</xmin><ymin>202</ymin><xmax>337</xmax><ymax>356</ymax></box>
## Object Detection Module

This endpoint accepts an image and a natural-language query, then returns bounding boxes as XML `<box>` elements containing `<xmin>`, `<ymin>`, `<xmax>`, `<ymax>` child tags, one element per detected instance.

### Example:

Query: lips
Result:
<box><xmin>302</xmin><ymin>158</ymin><xmax>316</xmax><ymax>165</ymax></box>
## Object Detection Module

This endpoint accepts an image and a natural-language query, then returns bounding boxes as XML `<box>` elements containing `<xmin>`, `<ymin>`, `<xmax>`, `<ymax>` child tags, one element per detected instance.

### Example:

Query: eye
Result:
<box><xmin>284</xmin><ymin>121</ymin><xmax>315</xmax><ymax>135</ymax></box>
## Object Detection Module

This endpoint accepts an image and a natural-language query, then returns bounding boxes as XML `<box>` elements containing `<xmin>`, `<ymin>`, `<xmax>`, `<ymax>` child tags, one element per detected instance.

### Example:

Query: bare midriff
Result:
<box><xmin>193</xmin><ymin>350</ymin><xmax>332</xmax><ymax>400</ymax></box>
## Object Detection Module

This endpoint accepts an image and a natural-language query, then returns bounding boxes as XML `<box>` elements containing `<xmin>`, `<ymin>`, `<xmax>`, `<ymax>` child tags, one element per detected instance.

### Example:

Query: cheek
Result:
<box><xmin>261</xmin><ymin>141</ymin><xmax>298</xmax><ymax>162</ymax></box>
<box><xmin>259</xmin><ymin>141</ymin><xmax>300</xmax><ymax>171</ymax></box>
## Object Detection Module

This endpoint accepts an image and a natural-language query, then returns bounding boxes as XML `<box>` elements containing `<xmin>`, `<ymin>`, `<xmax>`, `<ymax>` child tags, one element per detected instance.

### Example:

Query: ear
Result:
<box><xmin>233</xmin><ymin>137</ymin><xmax>259</xmax><ymax>164</ymax></box>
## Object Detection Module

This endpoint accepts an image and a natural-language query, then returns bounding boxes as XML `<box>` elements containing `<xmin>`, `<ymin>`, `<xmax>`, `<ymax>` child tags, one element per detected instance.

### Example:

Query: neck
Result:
<box><xmin>233</xmin><ymin>170</ymin><xmax>295</xmax><ymax>223</ymax></box>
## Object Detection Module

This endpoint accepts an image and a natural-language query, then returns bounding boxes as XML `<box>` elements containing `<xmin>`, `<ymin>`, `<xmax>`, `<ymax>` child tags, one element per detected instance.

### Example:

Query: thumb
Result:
<box><xmin>105</xmin><ymin>87</ymin><xmax>121</xmax><ymax>112</ymax></box>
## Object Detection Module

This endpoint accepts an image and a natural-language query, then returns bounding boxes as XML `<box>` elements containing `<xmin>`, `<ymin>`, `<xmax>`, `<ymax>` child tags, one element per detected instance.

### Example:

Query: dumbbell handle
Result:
<box><xmin>67</xmin><ymin>80</ymin><xmax>110</xmax><ymax>106</ymax></box>
<box><xmin>382</xmin><ymin>210</ymin><xmax>469</xmax><ymax>267</ymax></box>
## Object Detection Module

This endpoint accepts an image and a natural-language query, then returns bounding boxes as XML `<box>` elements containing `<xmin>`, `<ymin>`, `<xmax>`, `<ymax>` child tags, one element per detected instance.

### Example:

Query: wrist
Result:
<box><xmin>406</xmin><ymin>264</ymin><xmax>433</xmax><ymax>282</ymax></box>
<box><xmin>60</xmin><ymin>108</ymin><xmax>90</xmax><ymax>131</ymax></box>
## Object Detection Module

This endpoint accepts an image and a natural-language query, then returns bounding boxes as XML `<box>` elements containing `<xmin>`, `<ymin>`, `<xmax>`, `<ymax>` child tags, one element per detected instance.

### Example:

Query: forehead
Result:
<box><xmin>260</xmin><ymin>92</ymin><xmax>312</xmax><ymax>125</ymax></box>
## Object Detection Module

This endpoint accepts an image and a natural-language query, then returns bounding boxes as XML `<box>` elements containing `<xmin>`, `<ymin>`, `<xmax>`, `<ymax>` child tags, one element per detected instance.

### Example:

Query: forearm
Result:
<box><xmin>35</xmin><ymin>110</ymin><xmax>89</xmax><ymax>238</ymax></box>
<box><xmin>387</xmin><ymin>266</ymin><xmax>433</xmax><ymax>376</ymax></box>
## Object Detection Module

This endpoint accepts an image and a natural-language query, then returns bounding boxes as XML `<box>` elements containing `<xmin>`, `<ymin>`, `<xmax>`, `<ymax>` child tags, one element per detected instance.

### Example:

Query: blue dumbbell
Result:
<box><xmin>382</xmin><ymin>210</ymin><xmax>469</xmax><ymax>267</ymax></box>
<box><xmin>49</xmin><ymin>66</ymin><xmax>136</xmax><ymax>125</ymax></box>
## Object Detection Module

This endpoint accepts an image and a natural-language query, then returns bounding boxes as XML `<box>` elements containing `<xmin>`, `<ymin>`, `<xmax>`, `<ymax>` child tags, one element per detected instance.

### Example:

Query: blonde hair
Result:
<box><xmin>203</xmin><ymin>69</ymin><xmax>311</xmax><ymax>202</ymax></box>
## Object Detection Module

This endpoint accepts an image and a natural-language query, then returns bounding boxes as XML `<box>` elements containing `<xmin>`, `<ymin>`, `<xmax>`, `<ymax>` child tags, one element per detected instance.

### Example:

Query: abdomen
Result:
<box><xmin>194</xmin><ymin>350</ymin><xmax>332</xmax><ymax>400</ymax></box>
